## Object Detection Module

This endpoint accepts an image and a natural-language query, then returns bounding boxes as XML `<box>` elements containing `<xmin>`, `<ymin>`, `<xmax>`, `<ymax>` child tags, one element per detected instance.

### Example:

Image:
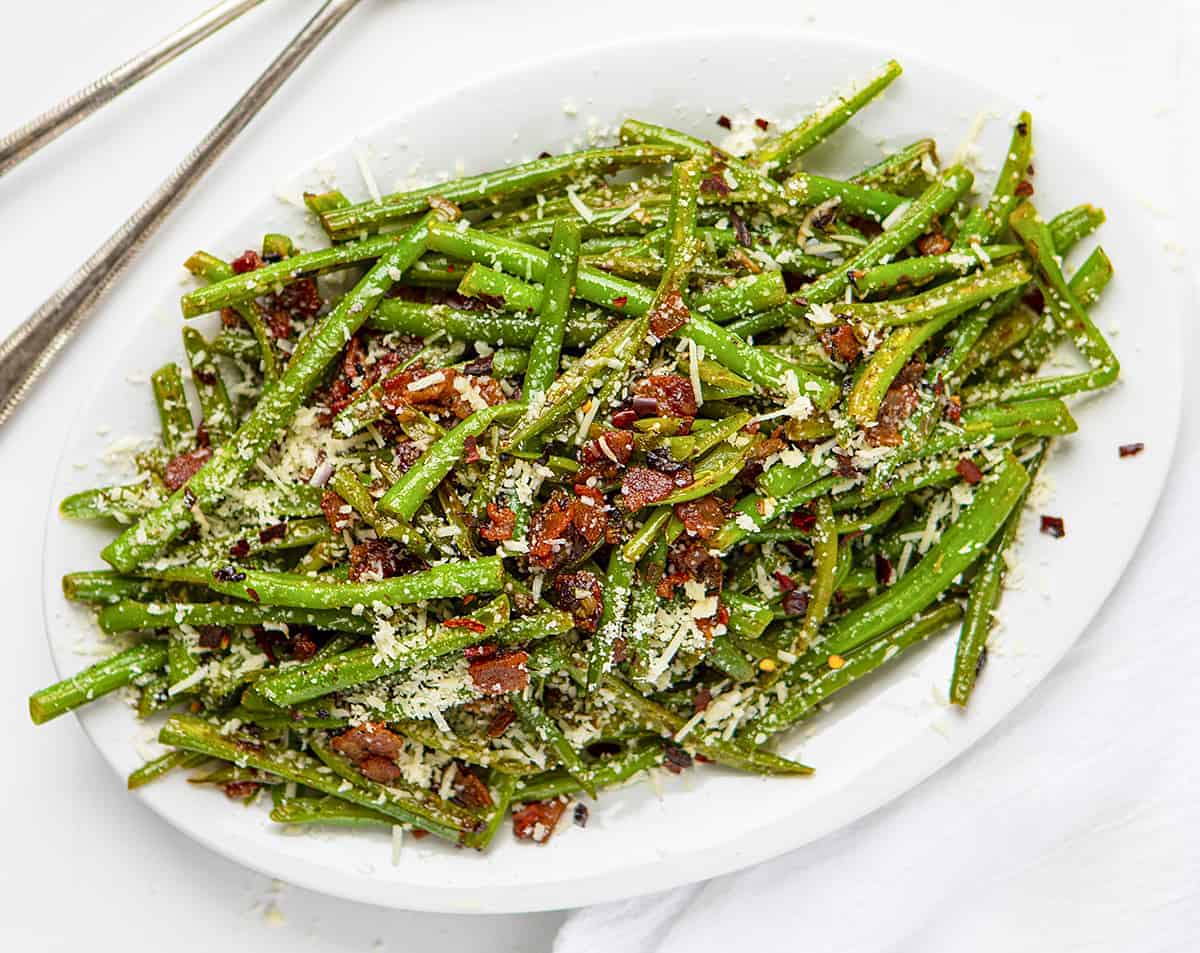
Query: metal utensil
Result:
<box><xmin>0</xmin><ymin>0</ymin><xmax>363</xmax><ymax>429</ymax></box>
<box><xmin>0</xmin><ymin>0</ymin><xmax>268</xmax><ymax>179</ymax></box>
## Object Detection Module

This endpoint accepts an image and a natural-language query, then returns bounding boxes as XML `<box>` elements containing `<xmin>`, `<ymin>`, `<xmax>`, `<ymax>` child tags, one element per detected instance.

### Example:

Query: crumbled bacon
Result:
<box><xmin>348</xmin><ymin>539</ymin><xmax>409</xmax><ymax>581</ymax></box>
<box><xmin>577</xmin><ymin>429</ymin><xmax>634</xmax><ymax>481</ymax></box>
<box><xmin>620</xmin><ymin>467</ymin><xmax>684</xmax><ymax>512</ymax></box>
<box><xmin>875</xmin><ymin>553</ymin><xmax>894</xmax><ymax>585</ymax></box>
<box><xmin>197</xmin><ymin>625</ymin><xmax>229</xmax><ymax>650</ymax></box>
<box><xmin>487</xmin><ymin>705</ymin><xmax>517</xmax><ymax>738</ymax></box>
<box><xmin>822</xmin><ymin>324</ymin><xmax>862</xmax><ymax>363</ymax></box>
<box><xmin>320</xmin><ymin>490</ymin><xmax>355</xmax><ymax>531</ymax></box>
<box><xmin>658</xmin><ymin>535</ymin><xmax>723</xmax><ymax>598</ymax></box>
<box><xmin>528</xmin><ymin>489</ymin><xmax>610</xmax><ymax>571</ymax></box>
<box><xmin>700</xmin><ymin>172</ymin><xmax>732</xmax><ymax>196</ymax></box>
<box><xmin>633</xmin><ymin>374</ymin><xmax>698</xmax><ymax>418</ymax></box>
<box><xmin>754</xmin><ymin>117</ymin><xmax>770</xmax><ymax>131</ymax></box>
<box><xmin>956</xmin><ymin>458</ymin><xmax>984</xmax><ymax>485</ymax></box>
<box><xmin>453</xmin><ymin>770</ymin><xmax>493</xmax><ymax>810</ymax></box>
<box><xmin>479</xmin><ymin>502</ymin><xmax>517</xmax><ymax>542</ymax></box>
<box><xmin>1119</xmin><ymin>442</ymin><xmax>1144</xmax><ymax>458</ymax></box>
<box><xmin>258</xmin><ymin>522</ymin><xmax>288</xmax><ymax>544</ymax></box>
<box><xmin>648</xmin><ymin>288</ymin><xmax>690</xmax><ymax>339</ymax></box>
<box><xmin>916</xmin><ymin>232</ymin><xmax>952</xmax><ymax>256</ymax></box>
<box><xmin>469</xmin><ymin>650</ymin><xmax>530</xmax><ymax>694</ymax></box>
<box><xmin>224</xmin><ymin>780</ymin><xmax>261</xmax><ymax>799</ymax></box>
<box><xmin>790</xmin><ymin>509</ymin><xmax>817</xmax><ymax>532</ymax></box>
<box><xmin>359</xmin><ymin>756</ymin><xmax>403</xmax><ymax>785</ymax></box>
<box><xmin>867</xmin><ymin>361</ymin><xmax>925</xmax><ymax>447</ymax></box>
<box><xmin>716</xmin><ymin>115</ymin><xmax>733</xmax><ymax>130</ymax></box>
<box><xmin>331</xmin><ymin>723</ymin><xmax>404</xmax><ymax>762</ymax></box>
<box><xmin>228</xmin><ymin>538</ymin><xmax>250</xmax><ymax>559</ymax></box>
<box><xmin>611</xmin><ymin>295</ymin><xmax>629</xmax><ymax>308</ymax></box>
<box><xmin>674</xmin><ymin>496</ymin><xmax>729</xmax><ymax>539</ymax></box>
<box><xmin>164</xmin><ymin>446</ymin><xmax>212</xmax><ymax>491</ymax></box>
<box><xmin>512</xmin><ymin>799</ymin><xmax>567</xmax><ymax>843</ymax></box>
<box><xmin>693</xmin><ymin>686</ymin><xmax>713</xmax><ymax>713</ymax></box>
<box><xmin>379</xmin><ymin>365</ymin><xmax>506</xmax><ymax>422</ymax></box>
<box><xmin>773</xmin><ymin>570</ymin><xmax>797</xmax><ymax>591</ymax></box>
<box><xmin>1040</xmin><ymin>515</ymin><xmax>1065</xmax><ymax>538</ymax></box>
<box><xmin>551</xmin><ymin>571</ymin><xmax>604</xmax><ymax>632</ymax></box>
<box><xmin>463</xmin><ymin>435</ymin><xmax>481</xmax><ymax>464</ymax></box>
<box><xmin>463</xmin><ymin>353</ymin><xmax>494</xmax><ymax>376</ymax></box>
<box><xmin>662</xmin><ymin>742</ymin><xmax>693</xmax><ymax>774</ymax></box>
<box><xmin>1015</xmin><ymin>180</ymin><xmax>1035</xmax><ymax>197</ymax></box>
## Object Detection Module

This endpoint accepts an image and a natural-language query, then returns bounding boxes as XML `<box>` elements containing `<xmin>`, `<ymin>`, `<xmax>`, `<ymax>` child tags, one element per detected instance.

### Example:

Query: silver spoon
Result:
<box><xmin>0</xmin><ymin>0</ymin><xmax>363</xmax><ymax>429</ymax></box>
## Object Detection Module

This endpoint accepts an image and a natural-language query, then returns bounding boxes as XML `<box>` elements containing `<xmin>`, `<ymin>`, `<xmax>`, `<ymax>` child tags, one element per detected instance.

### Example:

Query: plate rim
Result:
<box><xmin>39</xmin><ymin>26</ymin><xmax>1184</xmax><ymax>913</ymax></box>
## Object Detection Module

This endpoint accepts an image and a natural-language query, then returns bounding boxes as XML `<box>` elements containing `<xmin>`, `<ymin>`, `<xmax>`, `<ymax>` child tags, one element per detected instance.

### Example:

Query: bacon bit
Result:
<box><xmin>956</xmin><ymin>458</ymin><xmax>984</xmax><ymax>484</ymax></box>
<box><xmin>1022</xmin><ymin>286</ymin><xmax>1046</xmax><ymax>313</ymax></box>
<box><xmin>551</xmin><ymin>571</ymin><xmax>604</xmax><ymax>632</ymax></box>
<box><xmin>392</xmin><ymin>440</ymin><xmax>425</xmax><ymax>474</ymax></box>
<box><xmin>258</xmin><ymin>522</ymin><xmax>288</xmax><ymax>544</ymax></box>
<box><xmin>230</xmin><ymin>250</ymin><xmax>263</xmax><ymax>274</ymax></box>
<box><xmin>463</xmin><ymin>434</ymin><xmax>481</xmax><ymax>465</ymax></box>
<box><xmin>164</xmin><ymin>445</ymin><xmax>213</xmax><ymax>491</ymax></box>
<box><xmin>577</xmin><ymin>429</ymin><xmax>634</xmax><ymax>481</ymax></box>
<box><xmin>621</xmin><ymin>467</ymin><xmax>683</xmax><ymax>512</ymax></box>
<box><xmin>512</xmin><ymin>799</ymin><xmax>567</xmax><ymax>843</ymax></box>
<box><xmin>1040</xmin><ymin>515</ymin><xmax>1066</xmax><ymax>538</ymax></box>
<box><xmin>223</xmin><ymin>780</ymin><xmax>261</xmax><ymax>799</ymax></box>
<box><xmin>868</xmin><ymin>361</ymin><xmax>925</xmax><ymax>447</ymax></box>
<box><xmin>348</xmin><ymin>539</ymin><xmax>409</xmax><ymax>582</ymax></box>
<box><xmin>444</xmin><ymin>617</ymin><xmax>488</xmax><ymax>633</ymax></box>
<box><xmin>754</xmin><ymin>117</ymin><xmax>770</xmax><ymax>131</ymax></box>
<box><xmin>790</xmin><ymin>509</ymin><xmax>817</xmax><ymax>532</ymax></box>
<box><xmin>464</xmin><ymin>643</ymin><xmax>498</xmax><ymax>661</ymax></box>
<box><xmin>658</xmin><ymin>535</ymin><xmax>723</xmax><ymax>599</ymax></box>
<box><xmin>611</xmin><ymin>295</ymin><xmax>629</xmax><ymax>308</ymax></box>
<box><xmin>570</xmin><ymin>485</ymin><xmax>610</xmax><ymax>545</ymax></box>
<box><xmin>470</xmin><ymin>650</ymin><xmax>530</xmax><ymax>694</ymax></box>
<box><xmin>528</xmin><ymin>489</ymin><xmax>609</xmax><ymax>570</ymax></box>
<box><xmin>292</xmin><ymin>630</ymin><xmax>319</xmax><ymax>660</ymax></box>
<box><xmin>916</xmin><ymin>232</ymin><xmax>952</xmax><ymax>256</ymax></box>
<box><xmin>464</xmin><ymin>353</ymin><xmax>494</xmax><ymax>376</ymax></box>
<box><xmin>359</xmin><ymin>756</ymin><xmax>402</xmax><ymax>785</ymax></box>
<box><xmin>944</xmin><ymin>394</ymin><xmax>963</xmax><ymax>424</ymax></box>
<box><xmin>782</xmin><ymin>590</ymin><xmax>810</xmax><ymax>617</ymax></box>
<box><xmin>487</xmin><ymin>705</ymin><xmax>517</xmax><ymax>738</ymax></box>
<box><xmin>822</xmin><ymin>323</ymin><xmax>862</xmax><ymax>363</ymax></box>
<box><xmin>611</xmin><ymin>637</ymin><xmax>628</xmax><ymax>664</ymax></box>
<box><xmin>574</xmin><ymin>803</ymin><xmax>589</xmax><ymax>827</ymax></box>
<box><xmin>228</xmin><ymin>538</ymin><xmax>251</xmax><ymax>559</ymax></box>
<box><xmin>197</xmin><ymin>625</ymin><xmax>229</xmax><ymax>650</ymax></box>
<box><xmin>479</xmin><ymin>502</ymin><xmax>517</xmax><ymax>542</ymax></box>
<box><xmin>700</xmin><ymin>173</ymin><xmax>732</xmax><ymax>196</ymax></box>
<box><xmin>875</xmin><ymin>553</ymin><xmax>893</xmax><ymax>586</ymax></box>
<box><xmin>648</xmin><ymin>288</ymin><xmax>691</xmax><ymax>339</ymax></box>
<box><xmin>662</xmin><ymin>742</ymin><xmax>693</xmax><ymax>774</ymax></box>
<box><xmin>827</xmin><ymin>654</ymin><xmax>846</xmax><ymax>670</ymax></box>
<box><xmin>454</xmin><ymin>770</ymin><xmax>494</xmax><ymax>810</ymax></box>
<box><xmin>332</xmin><ymin>723</ymin><xmax>404</xmax><ymax>762</ymax></box>
<box><xmin>380</xmin><ymin>364</ymin><xmax>506</xmax><ymax>422</ymax></box>
<box><xmin>693</xmin><ymin>686</ymin><xmax>713</xmax><ymax>713</ymax></box>
<box><xmin>320</xmin><ymin>490</ymin><xmax>355</xmax><ymax>532</ymax></box>
<box><xmin>832</xmin><ymin>450</ymin><xmax>858</xmax><ymax>479</ymax></box>
<box><xmin>728</xmin><ymin>208</ymin><xmax>752</xmax><ymax>247</ymax></box>
<box><xmin>773</xmin><ymin>571</ymin><xmax>797</xmax><ymax>592</ymax></box>
<box><xmin>1119</xmin><ymin>442</ymin><xmax>1145</xmax><ymax>458</ymax></box>
<box><xmin>716</xmin><ymin>115</ymin><xmax>733</xmax><ymax>130</ymax></box>
<box><xmin>674</xmin><ymin>496</ymin><xmax>729</xmax><ymax>540</ymax></box>
<box><xmin>213</xmin><ymin>566</ymin><xmax>246</xmax><ymax>583</ymax></box>
<box><xmin>633</xmin><ymin>374</ymin><xmax>698</xmax><ymax>417</ymax></box>
<box><xmin>1015</xmin><ymin>180</ymin><xmax>1035</xmax><ymax>197</ymax></box>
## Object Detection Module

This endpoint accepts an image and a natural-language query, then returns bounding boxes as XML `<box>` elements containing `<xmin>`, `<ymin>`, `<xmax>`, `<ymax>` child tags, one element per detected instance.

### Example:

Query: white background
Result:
<box><xmin>2</xmin><ymin>1</ymin><xmax>1196</xmax><ymax>951</ymax></box>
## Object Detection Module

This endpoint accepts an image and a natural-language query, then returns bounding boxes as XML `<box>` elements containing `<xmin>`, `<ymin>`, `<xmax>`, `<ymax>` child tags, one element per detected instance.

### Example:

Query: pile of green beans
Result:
<box><xmin>33</xmin><ymin>62</ymin><xmax>1121</xmax><ymax>854</ymax></box>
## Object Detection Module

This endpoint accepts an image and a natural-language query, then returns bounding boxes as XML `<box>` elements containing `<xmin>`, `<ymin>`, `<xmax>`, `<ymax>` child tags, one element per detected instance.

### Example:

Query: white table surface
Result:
<box><xmin>2</xmin><ymin>1</ymin><xmax>1196</xmax><ymax>950</ymax></box>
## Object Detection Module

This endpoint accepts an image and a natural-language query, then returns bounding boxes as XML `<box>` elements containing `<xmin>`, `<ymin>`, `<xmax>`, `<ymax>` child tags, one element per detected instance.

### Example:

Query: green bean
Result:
<box><xmin>708</xmin><ymin>635</ymin><xmax>757</xmax><ymax>682</ymax></box>
<box><xmin>752</xmin><ymin>60</ymin><xmax>903</xmax><ymax>173</ymax></box>
<box><xmin>838</xmin><ymin>259</ymin><xmax>1030</xmax><ymax>328</ymax></box>
<box><xmin>511</xmin><ymin>694</ymin><xmax>597</xmax><ymax>797</ymax></box>
<box><xmin>270</xmin><ymin>796</ymin><xmax>394</xmax><ymax>829</ymax></box>
<box><xmin>371</xmin><ymin>297</ymin><xmax>608</xmax><ymax>348</ymax></box>
<box><xmin>184</xmin><ymin>250</ymin><xmax>278</xmax><ymax>383</ymax></box>
<box><xmin>526</xmin><ymin>220</ymin><xmax>581</xmax><ymax>403</ymax></box>
<box><xmin>955</xmin><ymin>111</ymin><xmax>1033</xmax><ymax>248</ymax></box>
<box><xmin>653</xmin><ymin>438</ymin><xmax>757</xmax><ymax>507</ymax></box>
<box><xmin>514</xmin><ymin>741</ymin><xmax>663</xmax><ymax>802</ymax></box>
<box><xmin>849</xmin><ymin>245</ymin><xmax>1021</xmax><ymax>297</ymax></box>
<box><xmin>951</xmin><ymin>445</ymin><xmax>1046</xmax><ymax>705</ymax></box>
<box><xmin>824</xmin><ymin>452</ymin><xmax>1028</xmax><ymax>655</ymax></box>
<box><xmin>63</xmin><ymin>571</ymin><xmax>176</xmax><ymax>605</ymax></box>
<box><xmin>159</xmin><ymin>715</ymin><xmax>473</xmax><ymax>842</ymax></box>
<box><xmin>104</xmin><ymin>215</ymin><xmax>435</xmax><ymax>572</ymax></box>
<box><xmin>691</xmin><ymin>272</ymin><xmax>789</xmax><ymax>323</ymax></box>
<box><xmin>29</xmin><ymin>641</ymin><xmax>167</xmax><ymax>724</ymax></box>
<box><xmin>97</xmin><ymin>599</ymin><xmax>377</xmax><ymax>636</ymax></box>
<box><xmin>151</xmin><ymin>363</ymin><xmax>195</xmax><ymax>454</ymax></box>
<box><xmin>588</xmin><ymin>548</ymin><xmax>636</xmax><ymax>694</ymax></box>
<box><xmin>182</xmin><ymin>328</ymin><xmax>235</xmax><ymax>443</ymax></box>
<box><xmin>792</xmin><ymin>497</ymin><xmax>838</xmax><ymax>653</ymax></box>
<box><xmin>1048</xmin><ymin>204</ymin><xmax>1106</xmax><ymax>251</ymax></box>
<box><xmin>329</xmin><ymin>468</ymin><xmax>430</xmax><ymax>555</ymax></box>
<box><xmin>750</xmin><ymin>603</ymin><xmax>964</xmax><ymax>736</ymax></box>
<box><xmin>851</xmin><ymin>139</ymin><xmax>938</xmax><ymax>194</ymax></box>
<box><xmin>127</xmin><ymin>750</ymin><xmax>208</xmax><ymax>790</ymax></box>
<box><xmin>319</xmin><ymin>144</ymin><xmax>685</xmax><ymax>238</ymax></box>
<box><xmin>60</xmin><ymin>482</ymin><xmax>165</xmax><ymax>524</ymax></box>
<box><xmin>723</xmin><ymin>591</ymin><xmax>774</xmax><ymax>638</ymax></box>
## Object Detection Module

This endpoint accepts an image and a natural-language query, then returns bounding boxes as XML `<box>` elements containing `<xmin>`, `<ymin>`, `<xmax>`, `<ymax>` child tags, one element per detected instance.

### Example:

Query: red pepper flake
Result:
<box><xmin>955</xmin><ymin>458</ymin><xmax>984</xmax><ymax>485</ymax></box>
<box><xmin>230</xmin><ymin>250</ymin><xmax>263</xmax><ymax>274</ymax></box>
<box><xmin>1119</xmin><ymin>442</ymin><xmax>1144</xmax><ymax>458</ymax></box>
<box><xmin>790</xmin><ymin>509</ymin><xmax>817</xmax><ymax>532</ymax></box>
<box><xmin>469</xmin><ymin>650</ymin><xmax>530</xmax><ymax>694</ymax></box>
<box><xmin>1040</xmin><ymin>515</ymin><xmax>1066</xmax><ymax>538</ymax></box>
<box><xmin>754</xmin><ymin>117</ymin><xmax>769</xmax><ymax>131</ymax></box>
<box><xmin>875</xmin><ymin>552</ymin><xmax>893</xmax><ymax>586</ymax></box>
<box><xmin>164</xmin><ymin>446</ymin><xmax>213</xmax><ymax>491</ymax></box>
<box><xmin>1015</xmin><ymin>180</ymin><xmax>1035</xmax><ymax>197</ymax></box>
<box><xmin>611</xmin><ymin>295</ymin><xmax>628</xmax><ymax>308</ymax></box>
<box><xmin>444</xmin><ymin>617</ymin><xmax>488</xmax><ymax>633</ymax></box>
<box><xmin>512</xmin><ymin>799</ymin><xmax>567</xmax><ymax>843</ymax></box>
<box><xmin>245</xmin><ymin>587</ymin><xmax>260</xmax><ymax>603</ymax></box>
<box><xmin>716</xmin><ymin>115</ymin><xmax>733</xmax><ymax>130</ymax></box>
<box><xmin>464</xmin><ymin>643</ymin><xmax>498</xmax><ymax>661</ymax></box>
